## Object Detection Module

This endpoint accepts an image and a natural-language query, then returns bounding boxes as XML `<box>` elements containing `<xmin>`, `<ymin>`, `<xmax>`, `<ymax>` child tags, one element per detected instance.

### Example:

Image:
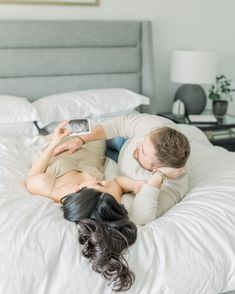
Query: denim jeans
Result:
<box><xmin>105</xmin><ymin>137</ymin><xmax>127</xmax><ymax>162</ymax></box>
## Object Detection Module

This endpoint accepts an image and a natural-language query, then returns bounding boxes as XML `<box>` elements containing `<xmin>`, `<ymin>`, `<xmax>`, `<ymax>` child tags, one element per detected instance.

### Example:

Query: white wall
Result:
<box><xmin>0</xmin><ymin>0</ymin><xmax>235</xmax><ymax>114</ymax></box>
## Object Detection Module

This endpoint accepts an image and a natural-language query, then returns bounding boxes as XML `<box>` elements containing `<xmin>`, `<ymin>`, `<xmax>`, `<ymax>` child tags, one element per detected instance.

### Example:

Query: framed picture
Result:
<box><xmin>0</xmin><ymin>0</ymin><xmax>99</xmax><ymax>5</ymax></box>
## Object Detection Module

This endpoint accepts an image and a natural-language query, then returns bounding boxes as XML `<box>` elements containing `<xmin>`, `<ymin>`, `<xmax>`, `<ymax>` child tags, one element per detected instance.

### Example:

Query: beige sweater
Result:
<box><xmin>101</xmin><ymin>114</ymin><xmax>189</xmax><ymax>225</ymax></box>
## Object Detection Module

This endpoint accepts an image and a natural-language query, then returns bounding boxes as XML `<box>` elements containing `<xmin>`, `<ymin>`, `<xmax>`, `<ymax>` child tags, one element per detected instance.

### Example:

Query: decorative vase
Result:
<box><xmin>212</xmin><ymin>100</ymin><xmax>228</xmax><ymax>118</ymax></box>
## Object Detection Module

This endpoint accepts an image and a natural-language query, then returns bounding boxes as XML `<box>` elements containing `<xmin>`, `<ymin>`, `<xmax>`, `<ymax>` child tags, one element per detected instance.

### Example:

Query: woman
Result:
<box><xmin>26</xmin><ymin>121</ymin><xmax>142</xmax><ymax>292</ymax></box>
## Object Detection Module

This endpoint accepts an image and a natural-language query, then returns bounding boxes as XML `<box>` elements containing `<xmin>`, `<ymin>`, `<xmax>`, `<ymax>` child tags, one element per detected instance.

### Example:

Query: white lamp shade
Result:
<box><xmin>170</xmin><ymin>50</ymin><xmax>218</xmax><ymax>84</ymax></box>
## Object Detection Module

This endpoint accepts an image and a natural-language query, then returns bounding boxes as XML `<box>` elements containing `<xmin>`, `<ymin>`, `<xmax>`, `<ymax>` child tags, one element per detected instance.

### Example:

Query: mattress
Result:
<box><xmin>0</xmin><ymin>124</ymin><xmax>235</xmax><ymax>294</ymax></box>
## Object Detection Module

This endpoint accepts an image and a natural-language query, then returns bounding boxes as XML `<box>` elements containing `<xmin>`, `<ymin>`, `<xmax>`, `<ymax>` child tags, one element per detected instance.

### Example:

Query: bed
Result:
<box><xmin>0</xmin><ymin>20</ymin><xmax>235</xmax><ymax>294</ymax></box>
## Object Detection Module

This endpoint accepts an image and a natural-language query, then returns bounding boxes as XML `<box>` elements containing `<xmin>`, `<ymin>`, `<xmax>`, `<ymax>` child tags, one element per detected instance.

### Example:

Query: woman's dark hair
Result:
<box><xmin>61</xmin><ymin>188</ymin><xmax>137</xmax><ymax>292</ymax></box>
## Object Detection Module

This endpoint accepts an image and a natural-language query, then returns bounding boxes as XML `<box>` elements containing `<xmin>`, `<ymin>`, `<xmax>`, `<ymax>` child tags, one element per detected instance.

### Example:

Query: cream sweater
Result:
<box><xmin>101</xmin><ymin>114</ymin><xmax>189</xmax><ymax>225</ymax></box>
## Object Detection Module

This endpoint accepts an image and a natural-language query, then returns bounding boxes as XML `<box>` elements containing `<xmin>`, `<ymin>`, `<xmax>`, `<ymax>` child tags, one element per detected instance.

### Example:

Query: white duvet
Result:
<box><xmin>0</xmin><ymin>125</ymin><xmax>235</xmax><ymax>294</ymax></box>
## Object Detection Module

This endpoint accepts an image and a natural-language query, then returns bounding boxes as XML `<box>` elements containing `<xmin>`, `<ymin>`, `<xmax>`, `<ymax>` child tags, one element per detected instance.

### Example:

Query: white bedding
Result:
<box><xmin>0</xmin><ymin>125</ymin><xmax>235</xmax><ymax>294</ymax></box>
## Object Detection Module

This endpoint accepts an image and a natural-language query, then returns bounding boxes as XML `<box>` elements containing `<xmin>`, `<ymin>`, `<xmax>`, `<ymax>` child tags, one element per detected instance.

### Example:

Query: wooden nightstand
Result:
<box><xmin>157</xmin><ymin>112</ymin><xmax>235</xmax><ymax>151</ymax></box>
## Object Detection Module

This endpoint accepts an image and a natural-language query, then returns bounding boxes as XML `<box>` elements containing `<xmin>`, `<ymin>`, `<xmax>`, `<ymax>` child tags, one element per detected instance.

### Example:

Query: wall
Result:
<box><xmin>0</xmin><ymin>0</ymin><xmax>235</xmax><ymax>114</ymax></box>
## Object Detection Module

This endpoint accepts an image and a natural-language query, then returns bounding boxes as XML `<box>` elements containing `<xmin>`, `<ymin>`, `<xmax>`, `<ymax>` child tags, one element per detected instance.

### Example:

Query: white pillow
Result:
<box><xmin>0</xmin><ymin>122</ymin><xmax>39</xmax><ymax>137</ymax></box>
<box><xmin>33</xmin><ymin>88</ymin><xmax>150</xmax><ymax>128</ymax></box>
<box><xmin>0</xmin><ymin>95</ymin><xmax>38</xmax><ymax>123</ymax></box>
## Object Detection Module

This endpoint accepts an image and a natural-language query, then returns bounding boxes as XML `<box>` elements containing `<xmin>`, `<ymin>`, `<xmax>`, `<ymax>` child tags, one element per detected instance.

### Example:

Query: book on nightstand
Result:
<box><xmin>187</xmin><ymin>114</ymin><xmax>217</xmax><ymax>124</ymax></box>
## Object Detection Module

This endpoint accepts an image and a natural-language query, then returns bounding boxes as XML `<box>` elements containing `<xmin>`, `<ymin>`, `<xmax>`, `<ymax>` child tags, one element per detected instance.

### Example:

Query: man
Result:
<box><xmin>53</xmin><ymin>114</ymin><xmax>190</xmax><ymax>225</ymax></box>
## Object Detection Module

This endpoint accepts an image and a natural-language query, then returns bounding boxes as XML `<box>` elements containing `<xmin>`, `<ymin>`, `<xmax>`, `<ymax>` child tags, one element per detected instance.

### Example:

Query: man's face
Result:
<box><xmin>134</xmin><ymin>135</ymin><xmax>159</xmax><ymax>172</ymax></box>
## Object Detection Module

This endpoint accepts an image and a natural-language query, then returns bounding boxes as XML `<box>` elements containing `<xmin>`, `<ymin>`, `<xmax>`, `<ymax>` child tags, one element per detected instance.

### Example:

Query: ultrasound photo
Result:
<box><xmin>69</xmin><ymin>119</ymin><xmax>91</xmax><ymax>135</ymax></box>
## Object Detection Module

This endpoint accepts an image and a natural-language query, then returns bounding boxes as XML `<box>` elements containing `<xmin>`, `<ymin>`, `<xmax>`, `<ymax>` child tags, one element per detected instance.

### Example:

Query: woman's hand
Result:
<box><xmin>114</xmin><ymin>176</ymin><xmax>144</xmax><ymax>195</ymax></box>
<box><xmin>50</xmin><ymin>121</ymin><xmax>70</xmax><ymax>148</ymax></box>
<box><xmin>132</xmin><ymin>180</ymin><xmax>144</xmax><ymax>195</ymax></box>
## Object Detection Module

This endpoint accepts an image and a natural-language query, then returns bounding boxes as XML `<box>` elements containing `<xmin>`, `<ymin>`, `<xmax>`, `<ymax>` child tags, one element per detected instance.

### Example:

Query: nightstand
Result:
<box><xmin>157</xmin><ymin>112</ymin><xmax>235</xmax><ymax>151</ymax></box>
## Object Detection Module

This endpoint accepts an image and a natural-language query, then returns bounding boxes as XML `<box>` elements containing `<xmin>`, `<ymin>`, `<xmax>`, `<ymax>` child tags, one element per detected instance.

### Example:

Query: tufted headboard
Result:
<box><xmin>0</xmin><ymin>20</ymin><xmax>155</xmax><ymax>114</ymax></box>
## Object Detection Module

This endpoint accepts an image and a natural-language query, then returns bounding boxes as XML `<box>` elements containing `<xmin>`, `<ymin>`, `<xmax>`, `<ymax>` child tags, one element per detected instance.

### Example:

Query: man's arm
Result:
<box><xmin>128</xmin><ymin>167</ymin><xmax>187</xmax><ymax>225</ymax></box>
<box><xmin>53</xmin><ymin>124</ymin><xmax>106</xmax><ymax>156</ymax></box>
<box><xmin>101</xmin><ymin>113</ymin><xmax>179</xmax><ymax>139</ymax></box>
<box><xmin>53</xmin><ymin>113</ymin><xmax>178</xmax><ymax>156</ymax></box>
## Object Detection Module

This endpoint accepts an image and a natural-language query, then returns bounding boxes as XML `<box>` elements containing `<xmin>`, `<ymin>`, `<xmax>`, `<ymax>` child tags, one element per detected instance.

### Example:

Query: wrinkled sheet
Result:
<box><xmin>0</xmin><ymin>125</ymin><xmax>235</xmax><ymax>294</ymax></box>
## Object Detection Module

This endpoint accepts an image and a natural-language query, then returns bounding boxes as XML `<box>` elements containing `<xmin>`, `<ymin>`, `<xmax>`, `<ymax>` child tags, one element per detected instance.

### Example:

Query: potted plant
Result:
<box><xmin>208</xmin><ymin>75</ymin><xmax>235</xmax><ymax>118</ymax></box>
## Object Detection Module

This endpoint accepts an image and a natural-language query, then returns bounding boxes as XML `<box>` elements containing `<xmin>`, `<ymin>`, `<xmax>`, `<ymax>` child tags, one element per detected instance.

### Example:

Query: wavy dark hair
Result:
<box><xmin>61</xmin><ymin>188</ymin><xmax>137</xmax><ymax>292</ymax></box>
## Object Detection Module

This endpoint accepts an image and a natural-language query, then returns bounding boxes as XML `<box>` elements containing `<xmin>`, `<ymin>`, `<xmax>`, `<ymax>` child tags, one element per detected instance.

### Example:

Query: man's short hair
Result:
<box><xmin>149</xmin><ymin>127</ymin><xmax>190</xmax><ymax>168</ymax></box>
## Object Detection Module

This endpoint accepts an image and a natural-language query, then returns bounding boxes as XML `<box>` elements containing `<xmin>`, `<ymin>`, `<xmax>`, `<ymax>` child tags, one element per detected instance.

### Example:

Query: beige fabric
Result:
<box><xmin>47</xmin><ymin>139</ymin><xmax>106</xmax><ymax>180</ymax></box>
<box><xmin>101</xmin><ymin>114</ymin><xmax>189</xmax><ymax>225</ymax></box>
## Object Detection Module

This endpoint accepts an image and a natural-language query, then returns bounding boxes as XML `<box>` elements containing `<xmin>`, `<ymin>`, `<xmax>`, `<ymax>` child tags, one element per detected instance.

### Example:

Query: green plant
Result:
<box><xmin>208</xmin><ymin>75</ymin><xmax>235</xmax><ymax>101</ymax></box>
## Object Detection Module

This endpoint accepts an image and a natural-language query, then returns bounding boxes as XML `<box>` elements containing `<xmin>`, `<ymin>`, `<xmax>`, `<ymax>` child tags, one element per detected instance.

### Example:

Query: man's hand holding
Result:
<box><xmin>52</xmin><ymin>135</ymin><xmax>83</xmax><ymax>156</ymax></box>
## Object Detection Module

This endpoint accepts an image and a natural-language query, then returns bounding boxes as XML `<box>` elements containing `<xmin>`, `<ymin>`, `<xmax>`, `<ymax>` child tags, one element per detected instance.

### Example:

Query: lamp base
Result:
<box><xmin>174</xmin><ymin>84</ymin><xmax>206</xmax><ymax>114</ymax></box>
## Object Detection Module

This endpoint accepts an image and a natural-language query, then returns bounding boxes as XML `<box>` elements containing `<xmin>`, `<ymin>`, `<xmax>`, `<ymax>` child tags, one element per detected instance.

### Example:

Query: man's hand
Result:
<box><xmin>53</xmin><ymin>136</ymin><xmax>83</xmax><ymax>156</ymax></box>
<box><xmin>148</xmin><ymin>166</ymin><xmax>186</xmax><ymax>189</ymax></box>
<box><xmin>157</xmin><ymin>166</ymin><xmax>185</xmax><ymax>180</ymax></box>
<box><xmin>52</xmin><ymin>123</ymin><xmax>106</xmax><ymax>156</ymax></box>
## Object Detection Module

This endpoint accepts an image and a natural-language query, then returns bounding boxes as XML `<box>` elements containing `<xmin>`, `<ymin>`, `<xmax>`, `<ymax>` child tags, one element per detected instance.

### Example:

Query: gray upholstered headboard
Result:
<box><xmin>0</xmin><ymin>20</ymin><xmax>155</xmax><ymax>114</ymax></box>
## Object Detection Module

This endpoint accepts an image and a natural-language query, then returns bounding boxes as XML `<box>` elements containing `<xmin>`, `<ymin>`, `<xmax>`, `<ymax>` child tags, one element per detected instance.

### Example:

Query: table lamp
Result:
<box><xmin>170</xmin><ymin>50</ymin><xmax>218</xmax><ymax>114</ymax></box>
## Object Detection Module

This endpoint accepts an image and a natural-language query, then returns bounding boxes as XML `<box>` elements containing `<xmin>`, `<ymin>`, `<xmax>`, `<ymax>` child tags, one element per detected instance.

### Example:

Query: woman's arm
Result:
<box><xmin>27</xmin><ymin>144</ymin><xmax>56</xmax><ymax>177</ymax></box>
<box><xmin>26</xmin><ymin>121</ymin><xmax>70</xmax><ymax>196</ymax></box>
<box><xmin>27</xmin><ymin>121</ymin><xmax>70</xmax><ymax>177</ymax></box>
<box><xmin>115</xmin><ymin>176</ymin><xmax>144</xmax><ymax>195</ymax></box>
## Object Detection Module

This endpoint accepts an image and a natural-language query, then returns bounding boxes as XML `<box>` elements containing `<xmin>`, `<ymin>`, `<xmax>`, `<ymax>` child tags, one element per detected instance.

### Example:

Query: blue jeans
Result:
<box><xmin>105</xmin><ymin>137</ymin><xmax>127</xmax><ymax>163</ymax></box>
